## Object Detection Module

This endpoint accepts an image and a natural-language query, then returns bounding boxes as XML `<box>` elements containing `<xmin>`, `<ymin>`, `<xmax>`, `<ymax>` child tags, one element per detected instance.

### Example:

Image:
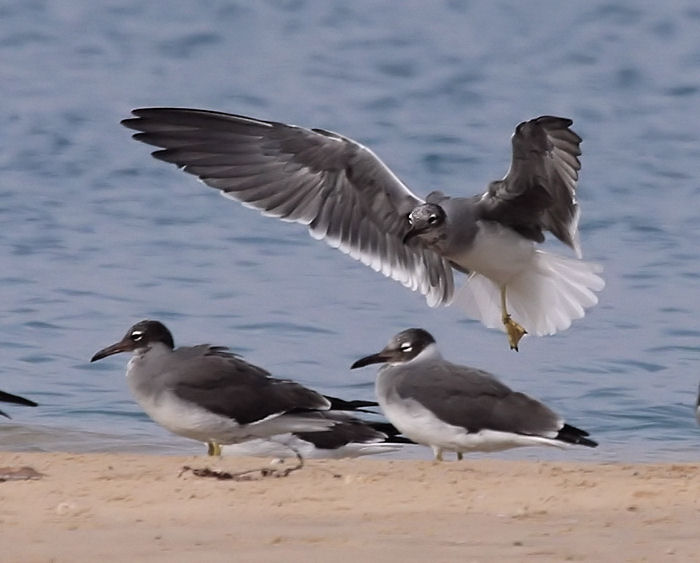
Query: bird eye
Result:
<box><xmin>428</xmin><ymin>214</ymin><xmax>438</xmax><ymax>225</ymax></box>
<box><xmin>399</xmin><ymin>342</ymin><xmax>413</xmax><ymax>353</ymax></box>
<box><xmin>407</xmin><ymin>214</ymin><xmax>414</xmax><ymax>226</ymax></box>
<box><xmin>130</xmin><ymin>330</ymin><xmax>144</xmax><ymax>342</ymax></box>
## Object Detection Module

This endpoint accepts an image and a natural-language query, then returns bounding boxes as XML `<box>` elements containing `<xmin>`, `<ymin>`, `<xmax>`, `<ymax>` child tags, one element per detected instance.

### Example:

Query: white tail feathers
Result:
<box><xmin>453</xmin><ymin>251</ymin><xmax>604</xmax><ymax>336</ymax></box>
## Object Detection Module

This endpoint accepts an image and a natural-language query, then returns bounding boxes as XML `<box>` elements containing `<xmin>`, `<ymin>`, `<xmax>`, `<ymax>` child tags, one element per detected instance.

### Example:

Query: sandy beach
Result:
<box><xmin>0</xmin><ymin>453</ymin><xmax>698</xmax><ymax>562</ymax></box>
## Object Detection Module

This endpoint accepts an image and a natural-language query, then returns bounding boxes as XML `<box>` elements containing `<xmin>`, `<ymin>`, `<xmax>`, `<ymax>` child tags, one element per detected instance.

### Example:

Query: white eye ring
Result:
<box><xmin>131</xmin><ymin>330</ymin><xmax>144</xmax><ymax>341</ymax></box>
<box><xmin>428</xmin><ymin>214</ymin><xmax>438</xmax><ymax>224</ymax></box>
<box><xmin>400</xmin><ymin>342</ymin><xmax>413</xmax><ymax>353</ymax></box>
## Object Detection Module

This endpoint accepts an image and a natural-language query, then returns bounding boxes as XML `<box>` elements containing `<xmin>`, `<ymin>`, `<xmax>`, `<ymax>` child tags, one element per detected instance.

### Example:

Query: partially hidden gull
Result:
<box><xmin>122</xmin><ymin>109</ymin><xmax>604</xmax><ymax>350</ymax></box>
<box><xmin>220</xmin><ymin>414</ymin><xmax>413</xmax><ymax>459</ymax></box>
<box><xmin>351</xmin><ymin>328</ymin><xmax>597</xmax><ymax>461</ymax></box>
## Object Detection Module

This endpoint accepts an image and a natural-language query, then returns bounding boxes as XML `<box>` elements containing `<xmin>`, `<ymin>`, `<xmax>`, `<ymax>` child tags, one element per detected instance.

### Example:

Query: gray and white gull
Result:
<box><xmin>0</xmin><ymin>389</ymin><xmax>37</xmax><ymax>419</ymax></box>
<box><xmin>351</xmin><ymin>328</ymin><xmax>597</xmax><ymax>460</ymax></box>
<box><xmin>122</xmin><ymin>109</ymin><xmax>604</xmax><ymax>350</ymax></box>
<box><xmin>91</xmin><ymin>319</ymin><xmax>347</xmax><ymax>456</ymax></box>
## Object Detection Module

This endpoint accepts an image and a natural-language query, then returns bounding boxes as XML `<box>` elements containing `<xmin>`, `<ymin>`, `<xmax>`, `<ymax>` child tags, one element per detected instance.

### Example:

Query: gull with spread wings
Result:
<box><xmin>123</xmin><ymin>109</ymin><xmax>603</xmax><ymax>350</ymax></box>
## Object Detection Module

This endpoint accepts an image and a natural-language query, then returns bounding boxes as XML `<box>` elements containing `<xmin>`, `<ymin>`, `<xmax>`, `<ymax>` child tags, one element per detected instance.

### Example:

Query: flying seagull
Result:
<box><xmin>122</xmin><ymin>109</ymin><xmax>604</xmax><ymax>350</ymax></box>
<box><xmin>0</xmin><ymin>389</ymin><xmax>38</xmax><ymax>419</ymax></box>
<box><xmin>351</xmin><ymin>328</ymin><xmax>597</xmax><ymax>460</ymax></box>
<box><xmin>91</xmin><ymin>319</ymin><xmax>344</xmax><ymax>456</ymax></box>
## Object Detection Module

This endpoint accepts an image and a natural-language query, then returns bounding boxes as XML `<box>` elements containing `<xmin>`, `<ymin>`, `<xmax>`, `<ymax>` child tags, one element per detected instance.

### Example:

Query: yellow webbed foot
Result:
<box><xmin>502</xmin><ymin>314</ymin><xmax>527</xmax><ymax>351</ymax></box>
<box><xmin>207</xmin><ymin>441</ymin><xmax>222</xmax><ymax>457</ymax></box>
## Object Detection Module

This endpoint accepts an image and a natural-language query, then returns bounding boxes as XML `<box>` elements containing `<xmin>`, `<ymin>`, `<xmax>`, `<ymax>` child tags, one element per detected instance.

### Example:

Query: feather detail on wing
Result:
<box><xmin>123</xmin><ymin>108</ymin><xmax>454</xmax><ymax>305</ymax></box>
<box><xmin>478</xmin><ymin>116</ymin><xmax>583</xmax><ymax>257</ymax></box>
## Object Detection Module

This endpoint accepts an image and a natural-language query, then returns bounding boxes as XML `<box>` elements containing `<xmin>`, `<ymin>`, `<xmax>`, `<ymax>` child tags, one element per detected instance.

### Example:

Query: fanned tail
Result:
<box><xmin>453</xmin><ymin>251</ymin><xmax>604</xmax><ymax>336</ymax></box>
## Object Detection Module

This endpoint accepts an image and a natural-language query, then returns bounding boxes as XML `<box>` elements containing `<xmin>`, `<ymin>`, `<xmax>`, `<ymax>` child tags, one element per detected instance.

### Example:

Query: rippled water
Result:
<box><xmin>2</xmin><ymin>1</ymin><xmax>699</xmax><ymax>461</ymax></box>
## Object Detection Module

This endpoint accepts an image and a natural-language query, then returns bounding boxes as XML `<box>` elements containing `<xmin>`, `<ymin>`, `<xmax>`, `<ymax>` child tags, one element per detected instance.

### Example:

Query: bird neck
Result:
<box><xmin>126</xmin><ymin>342</ymin><xmax>173</xmax><ymax>378</ymax></box>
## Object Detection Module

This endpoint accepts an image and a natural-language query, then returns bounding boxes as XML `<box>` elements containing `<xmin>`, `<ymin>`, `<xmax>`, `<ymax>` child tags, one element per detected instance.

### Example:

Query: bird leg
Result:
<box><xmin>434</xmin><ymin>449</ymin><xmax>464</xmax><ymax>462</ymax></box>
<box><xmin>207</xmin><ymin>441</ymin><xmax>222</xmax><ymax>456</ymax></box>
<box><xmin>500</xmin><ymin>286</ymin><xmax>527</xmax><ymax>351</ymax></box>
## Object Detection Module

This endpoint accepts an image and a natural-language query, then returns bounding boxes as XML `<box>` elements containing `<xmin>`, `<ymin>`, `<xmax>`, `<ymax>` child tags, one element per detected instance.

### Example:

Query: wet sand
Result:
<box><xmin>1</xmin><ymin>452</ymin><xmax>698</xmax><ymax>562</ymax></box>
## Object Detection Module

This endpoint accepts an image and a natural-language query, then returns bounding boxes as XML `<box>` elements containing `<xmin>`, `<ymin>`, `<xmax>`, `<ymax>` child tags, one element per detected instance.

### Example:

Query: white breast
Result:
<box><xmin>451</xmin><ymin>221</ymin><xmax>535</xmax><ymax>285</ymax></box>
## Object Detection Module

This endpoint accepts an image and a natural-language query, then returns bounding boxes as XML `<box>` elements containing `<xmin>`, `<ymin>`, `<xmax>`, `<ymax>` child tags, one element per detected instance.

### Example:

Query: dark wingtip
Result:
<box><xmin>323</xmin><ymin>395</ymin><xmax>379</xmax><ymax>412</ymax></box>
<box><xmin>579</xmin><ymin>436</ymin><xmax>598</xmax><ymax>448</ymax></box>
<box><xmin>128</xmin><ymin>107</ymin><xmax>166</xmax><ymax>118</ymax></box>
<box><xmin>367</xmin><ymin>422</ymin><xmax>417</xmax><ymax>445</ymax></box>
<box><xmin>532</xmin><ymin>115</ymin><xmax>574</xmax><ymax>127</ymax></box>
<box><xmin>557</xmin><ymin>423</ymin><xmax>598</xmax><ymax>448</ymax></box>
<box><xmin>120</xmin><ymin>109</ymin><xmax>148</xmax><ymax>129</ymax></box>
<box><xmin>120</xmin><ymin>108</ymin><xmax>162</xmax><ymax>130</ymax></box>
<box><xmin>0</xmin><ymin>390</ymin><xmax>38</xmax><ymax>408</ymax></box>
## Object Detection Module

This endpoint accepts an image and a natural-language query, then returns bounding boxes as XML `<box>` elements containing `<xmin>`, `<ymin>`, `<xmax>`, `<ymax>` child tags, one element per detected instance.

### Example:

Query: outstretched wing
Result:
<box><xmin>478</xmin><ymin>116</ymin><xmax>583</xmax><ymax>257</ymax></box>
<box><xmin>123</xmin><ymin>108</ymin><xmax>454</xmax><ymax>306</ymax></box>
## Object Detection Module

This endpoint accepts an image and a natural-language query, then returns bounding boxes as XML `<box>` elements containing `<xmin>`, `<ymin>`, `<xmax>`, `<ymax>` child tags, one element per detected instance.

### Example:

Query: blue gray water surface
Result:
<box><xmin>2</xmin><ymin>1</ymin><xmax>699</xmax><ymax>461</ymax></box>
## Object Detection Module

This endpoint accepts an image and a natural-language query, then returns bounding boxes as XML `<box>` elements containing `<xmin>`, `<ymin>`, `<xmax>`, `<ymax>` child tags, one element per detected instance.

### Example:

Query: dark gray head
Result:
<box><xmin>351</xmin><ymin>328</ymin><xmax>437</xmax><ymax>369</ymax></box>
<box><xmin>403</xmin><ymin>203</ymin><xmax>447</xmax><ymax>244</ymax></box>
<box><xmin>90</xmin><ymin>320</ymin><xmax>175</xmax><ymax>362</ymax></box>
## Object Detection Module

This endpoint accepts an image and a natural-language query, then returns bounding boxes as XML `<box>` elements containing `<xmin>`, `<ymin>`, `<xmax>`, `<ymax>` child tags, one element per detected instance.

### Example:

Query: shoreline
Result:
<box><xmin>3</xmin><ymin>421</ymin><xmax>700</xmax><ymax>464</ymax></box>
<box><xmin>1</xmin><ymin>452</ymin><xmax>698</xmax><ymax>562</ymax></box>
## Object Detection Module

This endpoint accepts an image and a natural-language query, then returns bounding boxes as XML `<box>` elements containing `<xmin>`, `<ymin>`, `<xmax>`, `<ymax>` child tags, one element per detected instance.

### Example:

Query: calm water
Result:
<box><xmin>1</xmin><ymin>1</ymin><xmax>699</xmax><ymax>462</ymax></box>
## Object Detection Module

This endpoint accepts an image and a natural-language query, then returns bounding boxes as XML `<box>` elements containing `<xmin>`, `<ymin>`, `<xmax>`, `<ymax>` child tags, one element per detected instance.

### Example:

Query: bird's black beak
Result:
<box><xmin>351</xmin><ymin>352</ymin><xmax>390</xmax><ymax>369</ymax></box>
<box><xmin>91</xmin><ymin>338</ymin><xmax>134</xmax><ymax>362</ymax></box>
<box><xmin>402</xmin><ymin>228</ymin><xmax>419</xmax><ymax>244</ymax></box>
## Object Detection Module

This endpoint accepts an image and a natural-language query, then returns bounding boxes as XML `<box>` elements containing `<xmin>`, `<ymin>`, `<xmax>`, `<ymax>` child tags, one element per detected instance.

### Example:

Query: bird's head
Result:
<box><xmin>91</xmin><ymin>320</ymin><xmax>175</xmax><ymax>362</ymax></box>
<box><xmin>403</xmin><ymin>203</ymin><xmax>447</xmax><ymax>245</ymax></box>
<box><xmin>351</xmin><ymin>328</ymin><xmax>438</xmax><ymax>369</ymax></box>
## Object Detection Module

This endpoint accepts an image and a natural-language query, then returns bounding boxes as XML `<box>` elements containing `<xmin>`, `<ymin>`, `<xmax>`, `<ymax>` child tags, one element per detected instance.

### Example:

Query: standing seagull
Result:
<box><xmin>0</xmin><ymin>389</ymin><xmax>37</xmax><ymax>419</ymax></box>
<box><xmin>122</xmin><ymin>109</ymin><xmax>604</xmax><ymax>350</ymax></box>
<box><xmin>90</xmin><ymin>320</ymin><xmax>339</xmax><ymax>456</ymax></box>
<box><xmin>351</xmin><ymin>328</ymin><xmax>597</xmax><ymax>460</ymax></box>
